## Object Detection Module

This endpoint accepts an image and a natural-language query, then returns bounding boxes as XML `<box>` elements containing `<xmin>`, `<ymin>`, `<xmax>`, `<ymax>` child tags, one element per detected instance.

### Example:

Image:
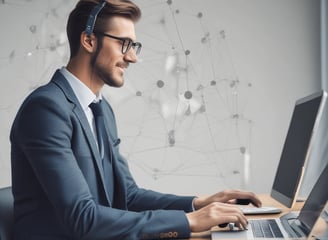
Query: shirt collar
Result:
<box><xmin>60</xmin><ymin>67</ymin><xmax>102</xmax><ymax>109</ymax></box>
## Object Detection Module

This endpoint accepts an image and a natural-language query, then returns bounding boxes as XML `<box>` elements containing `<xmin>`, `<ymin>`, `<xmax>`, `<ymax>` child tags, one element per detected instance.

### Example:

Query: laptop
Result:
<box><xmin>212</xmin><ymin>161</ymin><xmax>328</xmax><ymax>239</ymax></box>
<box><xmin>242</xmin><ymin>91</ymin><xmax>327</xmax><ymax>215</ymax></box>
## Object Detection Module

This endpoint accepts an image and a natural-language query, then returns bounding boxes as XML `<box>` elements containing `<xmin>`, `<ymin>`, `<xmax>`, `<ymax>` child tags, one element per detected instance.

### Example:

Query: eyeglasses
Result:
<box><xmin>96</xmin><ymin>32</ymin><xmax>142</xmax><ymax>55</ymax></box>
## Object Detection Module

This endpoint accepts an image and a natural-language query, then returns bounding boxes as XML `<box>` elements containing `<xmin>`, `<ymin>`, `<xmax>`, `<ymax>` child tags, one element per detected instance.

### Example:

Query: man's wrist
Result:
<box><xmin>192</xmin><ymin>197</ymin><xmax>204</xmax><ymax>210</ymax></box>
<box><xmin>191</xmin><ymin>197</ymin><xmax>197</xmax><ymax>211</ymax></box>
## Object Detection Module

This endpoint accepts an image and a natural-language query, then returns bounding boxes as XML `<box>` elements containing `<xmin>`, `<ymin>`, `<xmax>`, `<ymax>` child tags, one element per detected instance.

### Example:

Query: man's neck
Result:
<box><xmin>66</xmin><ymin>58</ymin><xmax>103</xmax><ymax>95</ymax></box>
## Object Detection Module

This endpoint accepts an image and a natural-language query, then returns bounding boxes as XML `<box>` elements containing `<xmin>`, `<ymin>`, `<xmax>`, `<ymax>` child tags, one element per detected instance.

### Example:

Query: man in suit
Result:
<box><xmin>10</xmin><ymin>0</ymin><xmax>262</xmax><ymax>239</ymax></box>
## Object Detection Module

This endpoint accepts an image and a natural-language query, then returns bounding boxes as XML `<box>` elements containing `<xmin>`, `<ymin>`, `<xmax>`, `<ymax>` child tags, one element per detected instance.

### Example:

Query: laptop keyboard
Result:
<box><xmin>250</xmin><ymin>219</ymin><xmax>284</xmax><ymax>238</ymax></box>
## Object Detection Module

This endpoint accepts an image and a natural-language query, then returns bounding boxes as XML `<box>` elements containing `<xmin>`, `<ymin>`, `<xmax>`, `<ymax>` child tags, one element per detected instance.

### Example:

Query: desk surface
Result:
<box><xmin>190</xmin><ymin>194</ymin><xmax>327</xmax><ymax>239</ymax></box>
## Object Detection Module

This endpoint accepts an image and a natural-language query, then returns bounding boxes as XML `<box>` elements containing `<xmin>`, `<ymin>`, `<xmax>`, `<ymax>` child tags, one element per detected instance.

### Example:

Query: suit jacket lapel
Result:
<box><xmin>50</xmin><ymin>70</ymin><xmax>112</xmax><ymax>205</ymax></box>
<box><xmin>101</xmin><ymin>100</ymin><xmax>128</xmax><ymax>209</ymax></box>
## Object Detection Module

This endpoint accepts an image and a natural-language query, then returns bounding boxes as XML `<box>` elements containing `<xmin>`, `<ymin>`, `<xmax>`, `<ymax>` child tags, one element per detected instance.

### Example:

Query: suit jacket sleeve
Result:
<box><xmin>11</xmin><ymin>82</ymin><xmax>193</xmax><ymax>240</ymax></box>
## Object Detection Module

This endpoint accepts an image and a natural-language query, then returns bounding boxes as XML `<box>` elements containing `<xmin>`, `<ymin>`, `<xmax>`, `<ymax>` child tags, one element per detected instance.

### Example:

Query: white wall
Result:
<box><xmin>0</xmin><ymin>0</ymin><xmax>321</xmax><ymax>196</ymax></box>
<box><xmin>322</xmin><ymin>0</ymin><xmax>328</xmax><ymax>89</ymax></box>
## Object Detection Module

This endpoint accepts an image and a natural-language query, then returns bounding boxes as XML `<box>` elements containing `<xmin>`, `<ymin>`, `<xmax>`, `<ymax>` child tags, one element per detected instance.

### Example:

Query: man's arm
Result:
<box><xmin>11</xmin><ymin>90</ymin><xmax>191</xmax><ymax>240</ymax></box>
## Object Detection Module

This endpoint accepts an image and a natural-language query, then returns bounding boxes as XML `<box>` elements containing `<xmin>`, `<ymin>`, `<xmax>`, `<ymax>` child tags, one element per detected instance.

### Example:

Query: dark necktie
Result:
<box><xmin>89</xmin><ymin>101</ymin><xmax>105</xmax><ymax>159</ymax></box>
<box><xmin>89</xmin><ymin>101</ymin><xmax>114</xmax><ymax>203</ymax></box>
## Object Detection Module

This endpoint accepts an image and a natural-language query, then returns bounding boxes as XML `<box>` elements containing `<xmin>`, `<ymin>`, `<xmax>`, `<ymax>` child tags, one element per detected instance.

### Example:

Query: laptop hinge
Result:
<box><xmin>279</xmin><ymin>212</ymin><xmax>305</xmax><ymax>238</ymax></box>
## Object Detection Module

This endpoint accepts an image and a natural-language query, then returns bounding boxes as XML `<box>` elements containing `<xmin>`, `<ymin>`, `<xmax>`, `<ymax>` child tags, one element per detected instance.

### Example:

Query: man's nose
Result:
<box><xmin>124</xmin><ymin>48</ymin><xmax>138</xmax><ymax>63</ymax></box>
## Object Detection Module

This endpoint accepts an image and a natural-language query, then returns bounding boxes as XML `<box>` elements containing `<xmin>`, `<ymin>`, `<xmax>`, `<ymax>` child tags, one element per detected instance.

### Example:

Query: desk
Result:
<box><xmin>189</xmin><ymin>194</ymin><xmax>327</xmax><ymax>239</ymax></box>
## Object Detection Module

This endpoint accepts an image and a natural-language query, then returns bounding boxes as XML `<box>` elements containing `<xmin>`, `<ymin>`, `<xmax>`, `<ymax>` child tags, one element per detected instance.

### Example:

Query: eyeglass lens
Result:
<box><xmin>122</xmin><ymin>40</ymin><xmax>141</xmax><ymax>55</ymax></box>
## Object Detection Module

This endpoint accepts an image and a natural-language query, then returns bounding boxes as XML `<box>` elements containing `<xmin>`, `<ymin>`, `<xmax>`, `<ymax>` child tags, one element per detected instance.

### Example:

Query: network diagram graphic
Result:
<box><xmin>103</xmin><ymin>0</ymin><xmax>254</xmax><ymax>190</ymax></box>
<box><xmin>0</xmin><ymin>0</ymin><xmax>254</xmax><ymax>191</ymax></box>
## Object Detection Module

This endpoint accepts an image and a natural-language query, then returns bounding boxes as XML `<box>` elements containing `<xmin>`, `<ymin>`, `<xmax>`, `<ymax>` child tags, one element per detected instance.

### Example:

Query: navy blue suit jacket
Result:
<box><xmin>10</xmin><ymin>70</ymin><xmax>195</xmax><ymax>240</ymax></box>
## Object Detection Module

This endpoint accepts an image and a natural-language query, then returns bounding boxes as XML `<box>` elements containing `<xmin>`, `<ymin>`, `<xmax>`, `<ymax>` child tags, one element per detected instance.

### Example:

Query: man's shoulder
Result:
<box><xmin>17</xmin><ymin>75</ymin><xmax>75</xmax><ymax>116</ymax></box>
<box><xmin>27</xmin><ymin>70</ymin><xmax>74</xmax><ymax>102</ymax></box>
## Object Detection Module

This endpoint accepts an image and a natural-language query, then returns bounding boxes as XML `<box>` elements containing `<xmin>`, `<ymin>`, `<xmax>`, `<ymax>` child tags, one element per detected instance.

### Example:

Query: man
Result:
<box><xmin>10</xmin><ymin>0</ymin><xmax>261</xmax><ymax>239</ymax></box>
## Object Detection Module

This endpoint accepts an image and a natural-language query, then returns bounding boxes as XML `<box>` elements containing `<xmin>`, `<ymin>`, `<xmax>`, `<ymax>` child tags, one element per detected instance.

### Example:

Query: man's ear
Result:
<box><xmin>80</xmin><ymin>31</ymin><xmax>97</xmax><ymax>53</ymax></box>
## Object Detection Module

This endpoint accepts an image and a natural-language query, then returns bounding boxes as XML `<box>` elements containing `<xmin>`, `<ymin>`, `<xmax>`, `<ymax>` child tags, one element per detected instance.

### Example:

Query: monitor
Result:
<box><xmin>270</xmin><ymin>90</ymin><xmax>327</xmax><ymax>208</ymax></box>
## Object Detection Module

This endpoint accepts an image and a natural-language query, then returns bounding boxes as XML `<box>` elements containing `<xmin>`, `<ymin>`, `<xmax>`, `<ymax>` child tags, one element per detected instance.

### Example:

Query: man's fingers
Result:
<box><xmin>215</xmin><ymin>203</ymin><xmax>248</xmax><ymax>230</ymax></box>
<box><xmin>223</xmin><ymin>190</ymin><xmax>262</xmax><ymax>207</ymax></box>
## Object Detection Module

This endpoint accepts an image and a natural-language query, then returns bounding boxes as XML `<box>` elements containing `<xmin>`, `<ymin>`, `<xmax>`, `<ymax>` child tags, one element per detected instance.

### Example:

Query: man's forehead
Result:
<box><xmin>105</xmin><ymin>16</ymin><xmax>136</xmax><ymax>39</ymax></box>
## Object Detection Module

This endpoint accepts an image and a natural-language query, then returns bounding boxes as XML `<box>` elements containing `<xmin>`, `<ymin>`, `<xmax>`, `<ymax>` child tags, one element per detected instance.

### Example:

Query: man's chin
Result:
<box><xmin>104</xmin><ymin>78</ymin><xmax>124</xmax><ymax>88</ymax></box>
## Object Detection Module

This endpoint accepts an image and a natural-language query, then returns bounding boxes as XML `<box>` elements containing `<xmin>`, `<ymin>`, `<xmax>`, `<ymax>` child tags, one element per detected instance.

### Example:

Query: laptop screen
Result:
<box><xmin>271</xmin><ymin>91</ymin><xmax>326</xmax><ymax>208</ymax></box>
<box><xmin>297</xmin><ymin>162</ymin><xmax>328</xmax><ymax>235</ymax></box>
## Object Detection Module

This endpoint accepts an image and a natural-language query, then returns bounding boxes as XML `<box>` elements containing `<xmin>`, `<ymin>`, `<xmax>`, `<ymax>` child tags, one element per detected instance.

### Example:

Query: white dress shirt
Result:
<box><xmin>60</xmin><ymin>67</ymin><xmax>101</xmax><ymax>141</ymax></box>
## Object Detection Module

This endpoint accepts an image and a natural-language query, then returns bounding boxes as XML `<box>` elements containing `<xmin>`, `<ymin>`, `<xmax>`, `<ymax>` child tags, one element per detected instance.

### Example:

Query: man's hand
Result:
<box><xmin>193</xmin><ymin>189</ymin><xmax>262</xmax><ymax>210</ymax></box>
<box><xmin>186</xmin><ymin>202</ymin><xmax>248</xmax><ymax>232</ymax></box>
<box><xmin>186</xmin><ymin>190</ymin><xmax>262</xmax><ymax>232</ymax></box>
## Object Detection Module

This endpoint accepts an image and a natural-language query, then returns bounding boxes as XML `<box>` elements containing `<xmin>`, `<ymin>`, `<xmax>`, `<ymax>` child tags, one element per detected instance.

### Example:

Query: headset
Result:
<box><xmin>85</xmin><ymin>1</ymin><xmax>107</xmax><ymax>36</ymax></box>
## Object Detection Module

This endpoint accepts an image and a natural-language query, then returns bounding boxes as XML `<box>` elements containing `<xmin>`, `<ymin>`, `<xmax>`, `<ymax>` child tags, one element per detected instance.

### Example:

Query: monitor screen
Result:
<box><xmin>298</xmin><ymin>162</ymin><xmax>328</xmax><ymax>235</ymax></box>
<box><xmin>270</xmin><ymin>91</ymin><xmax>326</xmax><ymax>208</ymax></box>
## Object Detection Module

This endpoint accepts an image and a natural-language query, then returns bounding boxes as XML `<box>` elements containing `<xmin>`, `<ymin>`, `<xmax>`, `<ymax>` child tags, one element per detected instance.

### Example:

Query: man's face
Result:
<box><xmin>93</xmin><ymin>16</ymin><xmax>138</xmax><ymax>88</ymax></box>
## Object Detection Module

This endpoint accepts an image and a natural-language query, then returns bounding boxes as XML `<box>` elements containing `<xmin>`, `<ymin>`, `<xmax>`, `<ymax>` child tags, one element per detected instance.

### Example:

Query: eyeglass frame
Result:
<box><xmin>95</xmin><ymin>32</ymin><xmax>142</xmax><ymax>55</ymax></box>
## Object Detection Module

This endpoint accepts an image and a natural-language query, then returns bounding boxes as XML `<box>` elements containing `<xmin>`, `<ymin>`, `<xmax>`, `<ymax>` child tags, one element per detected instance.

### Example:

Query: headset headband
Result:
<box><xmin>85</xmin><ymin>1</ymin><xmax>107</xmax><ymax>36</ymax></box>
